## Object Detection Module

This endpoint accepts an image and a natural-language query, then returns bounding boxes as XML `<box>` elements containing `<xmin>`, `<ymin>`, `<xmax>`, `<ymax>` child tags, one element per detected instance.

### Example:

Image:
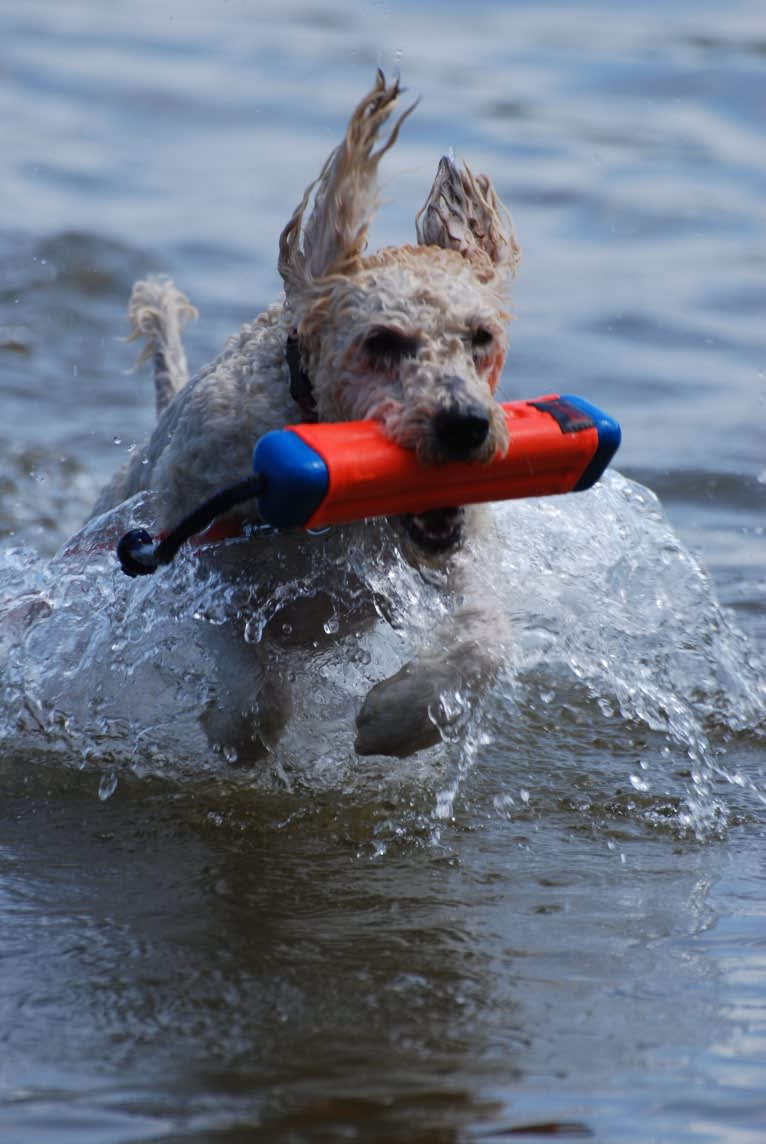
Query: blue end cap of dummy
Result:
<box><xmin>252</xmin><ymin>430</ymin><xmax>329</xmax><ymax>528</ymax></box>
<box><xmin>560</xmin><ymin>394</ymin><xmax>622</xmax><ymax>491</ymax></box>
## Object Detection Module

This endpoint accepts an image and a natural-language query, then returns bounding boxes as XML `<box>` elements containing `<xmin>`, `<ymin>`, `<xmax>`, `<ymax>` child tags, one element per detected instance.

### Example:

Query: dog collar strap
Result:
<box><xmin>285</xmin><ymin>334</ymin><xmax>318</xmax><ymax>422</ymax></box>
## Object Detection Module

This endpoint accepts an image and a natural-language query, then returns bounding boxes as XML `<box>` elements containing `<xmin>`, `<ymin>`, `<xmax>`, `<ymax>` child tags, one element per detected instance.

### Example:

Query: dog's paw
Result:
<box><xmin>354</xmin><ymin>662</ymin><xmax>449</xmax><ymax>757</ymax></box>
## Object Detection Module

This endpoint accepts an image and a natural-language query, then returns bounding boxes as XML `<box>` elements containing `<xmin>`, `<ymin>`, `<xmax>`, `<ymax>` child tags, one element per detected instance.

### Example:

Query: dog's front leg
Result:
<box><xmin>354</xmin><ymin>608</ymin><xmax>508</xmax><ymax>758</ymax></box>
<box><xmin>197</xmin><ymin>619</ymin><xmax>293</xmax><ymax>763</ymax></box>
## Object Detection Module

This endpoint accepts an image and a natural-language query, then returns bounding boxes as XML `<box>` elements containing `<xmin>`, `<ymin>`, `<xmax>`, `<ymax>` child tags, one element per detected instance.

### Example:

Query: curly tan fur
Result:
<box><xmin>125</xmin><ymin>277</ymin><xmax>198</xmax><ymax>417</ymax></box>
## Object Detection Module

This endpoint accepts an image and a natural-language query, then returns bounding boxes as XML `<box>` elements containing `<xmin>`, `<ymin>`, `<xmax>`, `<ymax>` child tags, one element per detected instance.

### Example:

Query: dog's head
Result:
<box><xmin>278</xmin><ymin>73</ymin><xmax>520</xmax><ymax>554</ymax></box>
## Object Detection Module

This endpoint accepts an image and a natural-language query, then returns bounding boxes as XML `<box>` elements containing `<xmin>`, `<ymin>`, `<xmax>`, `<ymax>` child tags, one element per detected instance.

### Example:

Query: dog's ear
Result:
<box><xmin>279</xmin><ymin>72</ymin><xmax>416</xmax><ymax>298</ymax></box>
<box><xmin>415</xmin><ymin>156</ymin><xmax>520</xmax><ymax>285</ymax></box>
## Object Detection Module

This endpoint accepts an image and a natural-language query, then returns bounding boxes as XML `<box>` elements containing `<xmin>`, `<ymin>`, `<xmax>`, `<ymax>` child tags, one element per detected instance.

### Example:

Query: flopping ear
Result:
<box><xmin>415</xmin><ymin>156</ymin><xmax>520</xmax><ymax>285</ymax></box>
<box><xmin>279</xmin><ymin>71</ymin><xmax>416</xmax><ymax>299</ymax></box>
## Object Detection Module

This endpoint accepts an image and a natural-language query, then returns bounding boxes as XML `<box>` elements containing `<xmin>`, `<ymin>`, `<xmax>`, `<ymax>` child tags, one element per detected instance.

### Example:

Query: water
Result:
<box><xmin>1</xmin><ymin>1</ymin><xmax>765</xmax><ymax>1140</ymax></box>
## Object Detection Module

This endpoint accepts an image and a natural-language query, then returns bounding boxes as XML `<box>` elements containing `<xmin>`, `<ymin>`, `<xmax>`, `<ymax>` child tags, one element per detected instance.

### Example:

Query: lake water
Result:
<box><xmin>1</xmin><ymin>1</ymin><xmax>765</xmax><ymax>1141</ymax></box>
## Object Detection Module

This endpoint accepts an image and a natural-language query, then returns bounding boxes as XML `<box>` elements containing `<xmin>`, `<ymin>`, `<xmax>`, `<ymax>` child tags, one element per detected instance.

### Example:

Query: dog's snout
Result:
<box><xmin>433</xmin><ymin>398</ymin><xmax>491</xmax><ymax>459</ymax></box>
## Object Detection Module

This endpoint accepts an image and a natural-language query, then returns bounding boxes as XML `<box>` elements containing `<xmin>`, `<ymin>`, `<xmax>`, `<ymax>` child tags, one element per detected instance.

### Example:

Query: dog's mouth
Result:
<box><xmin>399</xmin><ymin>506</ymin><xmax>465</xmax><ymax>554</ymax></box>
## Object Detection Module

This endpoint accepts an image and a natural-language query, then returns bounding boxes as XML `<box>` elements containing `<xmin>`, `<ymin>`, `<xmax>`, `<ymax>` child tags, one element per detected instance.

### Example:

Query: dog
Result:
<box><xmin>92</xmin><ymin>72</ymin><xmax>521</xmax><ymax>761</ymax></box>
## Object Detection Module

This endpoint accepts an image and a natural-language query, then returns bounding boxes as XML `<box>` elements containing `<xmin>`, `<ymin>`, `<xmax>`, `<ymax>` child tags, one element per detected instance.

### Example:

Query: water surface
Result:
<box><xmin>1</xmin><ymin>2</ymin><xmax>765</xmax><ymax>1141</ymax></box>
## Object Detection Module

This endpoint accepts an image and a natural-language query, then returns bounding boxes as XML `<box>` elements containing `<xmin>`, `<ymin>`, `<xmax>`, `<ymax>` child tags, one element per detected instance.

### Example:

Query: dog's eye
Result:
<box><xmin>363</xmin><ymin>328</ymin><xmax>419</xmax><ymax>366</ymax></box>
<box><xmin>471</xmin><ymin>327</ymin><xmax>494</xmax><ymax>353</ymax></box>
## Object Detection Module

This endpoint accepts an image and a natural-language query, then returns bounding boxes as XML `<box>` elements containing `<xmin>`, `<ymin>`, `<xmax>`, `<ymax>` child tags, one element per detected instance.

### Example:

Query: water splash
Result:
<box><xmin>484</xmin><ymin>472</ymin><xmax>765</xmax><ymax>838</ymax></box>
<box><xmin>0</xmin><ymin>474</ymin><xmax>763</xmax><ymax>839</ymax></box>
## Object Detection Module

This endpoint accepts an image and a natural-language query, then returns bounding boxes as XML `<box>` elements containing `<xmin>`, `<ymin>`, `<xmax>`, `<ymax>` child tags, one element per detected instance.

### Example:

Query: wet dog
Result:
<box><xmin>93</xmin><ymin>72</ymin><xmax>520</xmax><ymax>760</ymax></box>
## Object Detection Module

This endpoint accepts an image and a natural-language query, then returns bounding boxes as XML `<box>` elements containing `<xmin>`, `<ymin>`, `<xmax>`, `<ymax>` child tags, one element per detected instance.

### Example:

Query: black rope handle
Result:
<box><xmin>116</xmin><ymin>474</ymin><xmax>265</xmax><ymax>577</ymax></box>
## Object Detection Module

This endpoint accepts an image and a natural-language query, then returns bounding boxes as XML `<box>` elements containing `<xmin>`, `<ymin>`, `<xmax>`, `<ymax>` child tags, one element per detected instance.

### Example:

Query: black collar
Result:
<box><xmin>285</xmin><ymin>334</ymin><xmax>317</xmax><ymax>422</ymax></box>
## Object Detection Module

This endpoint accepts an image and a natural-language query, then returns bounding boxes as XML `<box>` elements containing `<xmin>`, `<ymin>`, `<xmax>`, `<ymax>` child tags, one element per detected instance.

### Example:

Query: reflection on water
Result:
<box><xmin>1</xmin><ymin>0</ymin><xmax>765</xmax><ymax>1141</ymax></box>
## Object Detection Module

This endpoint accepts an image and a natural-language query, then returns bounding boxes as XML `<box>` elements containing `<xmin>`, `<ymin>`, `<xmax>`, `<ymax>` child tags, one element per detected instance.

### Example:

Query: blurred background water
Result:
<box><xmin>0</xmin><ymin>1</ymin><xmax>765</xmax><ymax>1141</ymax></box>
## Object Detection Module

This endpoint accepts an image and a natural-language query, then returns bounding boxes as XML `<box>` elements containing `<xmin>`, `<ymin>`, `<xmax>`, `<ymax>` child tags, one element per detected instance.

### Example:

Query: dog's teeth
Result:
<box><xmin>400</xmin><ymin>506</ymin><xmax>464</xmax><ymax>554</ymax></box>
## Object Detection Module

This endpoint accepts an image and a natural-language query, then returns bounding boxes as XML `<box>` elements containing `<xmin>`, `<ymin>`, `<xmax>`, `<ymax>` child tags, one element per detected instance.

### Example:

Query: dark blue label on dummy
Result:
<box><xmin>559</xmin><ymin>394</ymin><xmax>622</xmax><ymax>490</ymax></box>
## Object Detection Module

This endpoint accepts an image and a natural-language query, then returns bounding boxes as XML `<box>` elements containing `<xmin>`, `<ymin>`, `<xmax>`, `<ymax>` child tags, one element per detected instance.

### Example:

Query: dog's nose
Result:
<box><xmin>433</xmin><ymin>400</ymin><xmax>490</xmax><ymax>459</ymax></box>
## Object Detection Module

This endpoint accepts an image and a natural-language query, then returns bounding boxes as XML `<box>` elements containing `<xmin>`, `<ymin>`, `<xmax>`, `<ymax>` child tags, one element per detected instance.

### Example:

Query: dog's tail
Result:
<box><xmin>126</xmin><ymin>277</ymin><xmax>198</xmax><ymax>418</ymax></box>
